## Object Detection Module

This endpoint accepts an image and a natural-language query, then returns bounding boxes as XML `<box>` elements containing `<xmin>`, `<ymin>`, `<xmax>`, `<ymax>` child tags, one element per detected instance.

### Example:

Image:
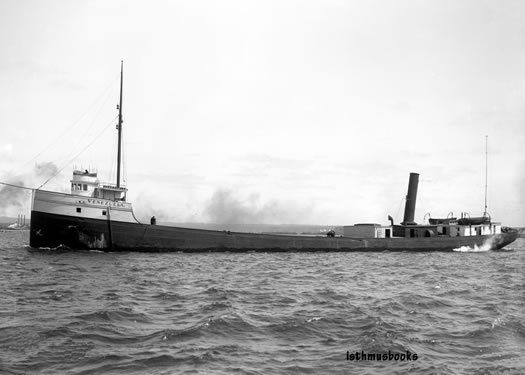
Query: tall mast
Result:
<box><xmin>116</xmin><ymin>60</ymin><xmax>123</xmax><ymax>188</ymax></box>
<box><xmin>484</xmin><ymin>135</ymin><xmax>488</xmax><ymax>216</ymax></box>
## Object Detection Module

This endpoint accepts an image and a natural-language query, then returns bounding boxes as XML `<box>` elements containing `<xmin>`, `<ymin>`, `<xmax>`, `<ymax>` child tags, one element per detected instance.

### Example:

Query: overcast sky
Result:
<box><xmin>1</xmin><ymin>0</ymin><xmax>524</xmax><ymax>226</ymax></box>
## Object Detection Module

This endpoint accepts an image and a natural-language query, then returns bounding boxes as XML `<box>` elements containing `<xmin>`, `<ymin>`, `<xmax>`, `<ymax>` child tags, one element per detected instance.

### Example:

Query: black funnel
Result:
<box><xmin>401</xmin><ymin>173</ymin><xmax>419</xmax><ymax>225</ymax></box>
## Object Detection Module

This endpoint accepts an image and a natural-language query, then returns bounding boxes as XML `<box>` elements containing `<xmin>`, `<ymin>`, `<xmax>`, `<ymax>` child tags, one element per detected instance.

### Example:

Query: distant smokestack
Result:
<box><xmin>401</xmin><ymin>173</ymin><xmax>419</xmax><ymax>225</ymax></box>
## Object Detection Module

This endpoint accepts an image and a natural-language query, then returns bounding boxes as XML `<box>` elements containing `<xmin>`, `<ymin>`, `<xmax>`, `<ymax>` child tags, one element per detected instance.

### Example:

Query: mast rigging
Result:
<box><xmin>116</xmin><ymin>60</ymin><xmax>123</xmax><ymax>188</ymax></box>
<box><xmin>484</xmin><ymin>135</ymin><xmax>488</xmax><ymax>217</ymax></box>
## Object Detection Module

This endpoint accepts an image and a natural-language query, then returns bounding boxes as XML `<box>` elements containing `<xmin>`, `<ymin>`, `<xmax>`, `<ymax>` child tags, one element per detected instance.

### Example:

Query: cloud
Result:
<box><xmin>0</xmin><ymin>144</ymin><xmax>13</xmax><ymax>158</ymax></box>
<box><xmin>34</xmin><ymin>161</ymin><xmax>59</xmax><ymax>178</ymax></box>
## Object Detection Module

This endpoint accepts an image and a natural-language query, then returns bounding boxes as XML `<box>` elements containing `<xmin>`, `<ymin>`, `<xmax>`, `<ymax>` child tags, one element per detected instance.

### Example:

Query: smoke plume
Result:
<box><xmin>0</xmin><ymin>161</ymin><xmax>60</xmax><ymax>217</ymax></box>
<box><xmin>0</xmin><ymin>179</ymin><xmax>26</xmax><ymax>211</ymax></box>
<box><xmin>204</xmin><ymin>188</ymin><xmax>312</xmax><ymax>224</ymax></box>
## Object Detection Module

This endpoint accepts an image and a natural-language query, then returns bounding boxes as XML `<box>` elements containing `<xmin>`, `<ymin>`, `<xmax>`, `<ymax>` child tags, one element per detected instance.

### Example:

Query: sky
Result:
<box><xmin>0</xmin><ymin>0</ymin><xmax>524</xmax><ymax>226</ymax></box>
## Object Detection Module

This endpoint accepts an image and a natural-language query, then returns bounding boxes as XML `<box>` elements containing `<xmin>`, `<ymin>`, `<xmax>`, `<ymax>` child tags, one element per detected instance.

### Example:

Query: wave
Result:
<box><xmin>1</xmin><ymin>230</ymin><xmax>523</xmax><ymax>375</ymax></box>
<box><xmin>453</xmin><ymin>244</ymin><xmax>490</xmax><ymax>252</ymax></box>
<box><xmin>74</xmin><ymin>309</ymin><xmax>152</xmax><ymax>324</ymax></box>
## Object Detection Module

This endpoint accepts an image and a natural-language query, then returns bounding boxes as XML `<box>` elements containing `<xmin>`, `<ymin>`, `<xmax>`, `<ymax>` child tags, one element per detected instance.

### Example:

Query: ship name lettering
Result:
<box><xmin>85</xmin><ymin>198</ymin><xmax>124</xmax><ymax>208</ymax></box>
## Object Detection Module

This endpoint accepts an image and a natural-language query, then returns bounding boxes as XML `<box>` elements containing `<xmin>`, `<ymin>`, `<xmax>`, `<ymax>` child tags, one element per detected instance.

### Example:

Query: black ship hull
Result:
<box><xmin>29</xmin><ymin>211</ymin><xmax>518</xmax><ymax>252</ymax></box>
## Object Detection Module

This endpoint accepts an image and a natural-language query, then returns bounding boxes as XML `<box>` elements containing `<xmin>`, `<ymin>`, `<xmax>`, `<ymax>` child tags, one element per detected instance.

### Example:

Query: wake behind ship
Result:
<box><xmin>29</xmin><ymin>63</ymin><xmax>518</xmax><ymax>252</ymax></box>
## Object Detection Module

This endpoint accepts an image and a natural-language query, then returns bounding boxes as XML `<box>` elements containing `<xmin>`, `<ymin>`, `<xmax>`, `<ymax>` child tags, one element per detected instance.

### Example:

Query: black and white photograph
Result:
<box><xmin>0</xmin><ymin>0</ymin><xmax>524</xmax><ymax>373</ymax></box>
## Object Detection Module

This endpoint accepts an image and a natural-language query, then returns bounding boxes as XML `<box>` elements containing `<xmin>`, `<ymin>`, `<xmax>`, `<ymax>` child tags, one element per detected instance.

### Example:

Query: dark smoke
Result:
<box><xmin>204</xmin><ymin>188</ymin><xmax>311</xmax><ymax>224</ymax></box>
<box><xmin>0</xmin><ymin>161</ymin><xmax>60</xmax><ymax>216</ymax></box>
<box><xmin>0</xmin><ymin>180</ymin><xmax>26</xmax><ymax>211</ymax></box>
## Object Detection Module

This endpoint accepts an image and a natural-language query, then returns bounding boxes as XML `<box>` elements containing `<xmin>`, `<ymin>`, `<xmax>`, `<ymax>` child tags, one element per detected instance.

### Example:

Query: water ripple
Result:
<box><xmin>0</xmin><ymin>231</ymin><xmax>523</xmax><ymax>374</ymax></box>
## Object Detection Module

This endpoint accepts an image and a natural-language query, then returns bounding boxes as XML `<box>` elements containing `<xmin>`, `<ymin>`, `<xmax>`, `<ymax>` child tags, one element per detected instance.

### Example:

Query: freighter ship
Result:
<box><xmin>29</xmin><ymin>63</ymin><xmax>518</xmax><ymax>252</ymax></box>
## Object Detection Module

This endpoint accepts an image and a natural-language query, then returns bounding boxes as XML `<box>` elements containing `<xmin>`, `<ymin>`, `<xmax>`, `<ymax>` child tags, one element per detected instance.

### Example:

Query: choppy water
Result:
<box><xmin>0</xmin><ymin>230</ymin><xmax>524</xmax><ymax>374</ymax></box>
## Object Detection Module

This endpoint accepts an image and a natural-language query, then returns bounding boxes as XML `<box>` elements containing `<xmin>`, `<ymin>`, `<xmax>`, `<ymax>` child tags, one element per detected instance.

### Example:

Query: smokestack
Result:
<box><xmin>401</xmin><ymin>172</ymin><xmax>419</xmax><ymax>225</ymax></box>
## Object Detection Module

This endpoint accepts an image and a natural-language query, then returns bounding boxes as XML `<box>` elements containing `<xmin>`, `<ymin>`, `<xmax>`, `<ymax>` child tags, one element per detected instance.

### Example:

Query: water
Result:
<box><xmin>1</xmin><ymin>230</ymin><xmax>524</xmax><ymax>374</ymax></box>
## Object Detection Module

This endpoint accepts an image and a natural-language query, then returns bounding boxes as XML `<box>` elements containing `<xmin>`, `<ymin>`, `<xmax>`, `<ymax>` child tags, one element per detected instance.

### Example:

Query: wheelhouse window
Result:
<box><xmin>83</xmin><ymin>184</ymin><xmax>88</xmax><ymax>191</ymax></box>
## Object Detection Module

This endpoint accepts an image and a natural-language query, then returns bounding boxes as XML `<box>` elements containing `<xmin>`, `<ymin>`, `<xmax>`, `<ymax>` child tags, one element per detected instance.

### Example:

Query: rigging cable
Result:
<box><xmin>394</xmin><ymin>195</ymin><xmax>405</xmax><ymax>223</ymax></box>
<box><xmin>122</xmin><ymin>126</ymin><xmax>127</xmax><ymax>186</ymax></box>
<box><xmin>109</xmin><ymin>126</ymin><xmax>117</xmax><ymax>184</ymax></box>
<box><xmin>52</xmin><ymin>85</ymin><xmax>116</xmax><ymax>170</ymax></box>
<box><xmin>0</xmin><ymin>181</ymin><xmax>34</xmax><ymax>191</ymax></box>
<box><xmin>484</xmin><ymin>135</ymin><xmax>488</xmax><ymax>216</ymax></box>
<box><xmin>36</xmin><ymin>115</ymin><xmax>118</xmax><ymax>190</ymax></box>
<box><xmin>3</xmin><ymin>78</ymin><xmax>116</xmax><ymax>179</ymax></box>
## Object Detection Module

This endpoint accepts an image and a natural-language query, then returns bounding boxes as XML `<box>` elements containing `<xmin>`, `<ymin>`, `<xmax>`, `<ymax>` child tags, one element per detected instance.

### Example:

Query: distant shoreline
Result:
<box><xmin>1</xmin><ymin>217</ymin><xmax>524</xmax><ymax>237</ymax></box>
